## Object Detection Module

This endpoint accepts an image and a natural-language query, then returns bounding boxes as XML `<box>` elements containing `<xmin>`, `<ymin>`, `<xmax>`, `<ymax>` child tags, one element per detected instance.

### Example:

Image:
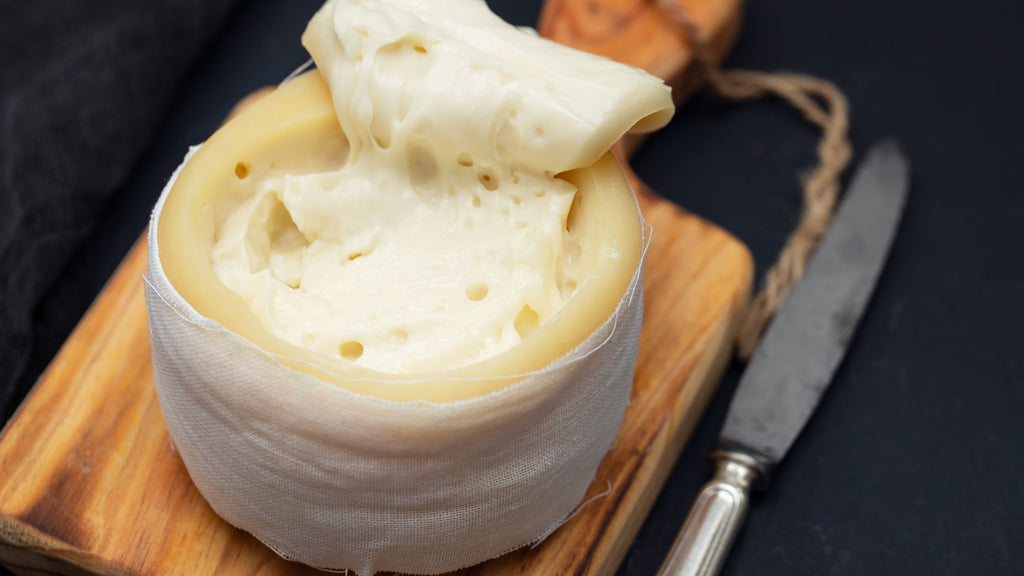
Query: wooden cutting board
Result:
<box><xmin>0</xmin><ymin>1</ymin><xmax>749</xmax><ymax>575</ymax></box>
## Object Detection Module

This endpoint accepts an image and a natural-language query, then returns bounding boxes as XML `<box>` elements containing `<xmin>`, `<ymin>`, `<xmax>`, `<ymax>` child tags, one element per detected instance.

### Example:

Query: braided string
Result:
<box><xmin>657</xmin><ymin>0</ymin><xmax>853</xmax><ymax>359</ymax></box>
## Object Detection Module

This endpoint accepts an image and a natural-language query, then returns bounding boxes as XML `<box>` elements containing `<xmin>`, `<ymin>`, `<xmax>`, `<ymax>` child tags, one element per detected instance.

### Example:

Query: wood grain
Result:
<box><xmin>541</xmin><ymin>0</ymin><xmax>740</xmax><ymax>89</ymax></box>
<box><xmin>0</xmin><ymin>1</ymin><xmax>750</xmax><ymax>574</ymax></box>
<box><xmin>0</xmin><ymin>201</ymin><xmax>751</xmax><ymax>576</ymax></box>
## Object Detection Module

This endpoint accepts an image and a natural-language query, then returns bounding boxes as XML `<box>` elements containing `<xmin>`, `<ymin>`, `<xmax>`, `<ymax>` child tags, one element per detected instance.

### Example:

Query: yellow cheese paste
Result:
<box><xmin>157</xmin><ymin>0</ymin><xmax>673</xmax><ymax>398</ymax></box>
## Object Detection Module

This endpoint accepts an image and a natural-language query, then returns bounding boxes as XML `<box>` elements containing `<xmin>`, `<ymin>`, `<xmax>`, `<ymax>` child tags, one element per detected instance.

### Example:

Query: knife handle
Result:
<box><xmin>655</xmin><ymin>451</ymin><xmax>765</xmax><ymax>576</ymax></box>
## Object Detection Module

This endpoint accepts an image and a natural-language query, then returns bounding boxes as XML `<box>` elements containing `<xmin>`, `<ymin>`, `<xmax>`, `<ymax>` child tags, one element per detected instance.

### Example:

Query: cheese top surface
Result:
<box><xmin>207</xmin><ymin>0</ymin><xmax>672</xmax><ymax>374</ymax></box>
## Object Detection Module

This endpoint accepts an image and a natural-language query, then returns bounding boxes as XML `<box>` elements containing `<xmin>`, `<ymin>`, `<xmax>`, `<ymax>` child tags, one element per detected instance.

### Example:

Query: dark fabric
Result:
<box><xmin>0</xmin><ymin>0</ymin><xmax>237</xmax><ymax>419</ymax></box>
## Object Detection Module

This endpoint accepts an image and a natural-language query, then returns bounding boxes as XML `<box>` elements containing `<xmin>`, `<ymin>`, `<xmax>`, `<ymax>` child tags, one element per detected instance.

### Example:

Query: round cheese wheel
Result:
<box><xmin>145</xmin><ymin>71</ymin><xmax>646</xmax><ymax>574</ymax></box>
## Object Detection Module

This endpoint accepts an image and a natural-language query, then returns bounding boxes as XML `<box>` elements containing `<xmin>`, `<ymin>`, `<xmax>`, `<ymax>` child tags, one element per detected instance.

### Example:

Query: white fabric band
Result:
<box><xmin>145</xmin><ymin>148</ymin><xmax>644</xmax><ymax>575</ymax></box>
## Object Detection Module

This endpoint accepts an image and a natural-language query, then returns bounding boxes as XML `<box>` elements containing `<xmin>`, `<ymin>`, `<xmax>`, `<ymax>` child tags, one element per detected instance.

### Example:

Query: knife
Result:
<box><xmin>656</xmin><ymin>139</ymin><xmax>911</xmax><ymax>576</ymax></box>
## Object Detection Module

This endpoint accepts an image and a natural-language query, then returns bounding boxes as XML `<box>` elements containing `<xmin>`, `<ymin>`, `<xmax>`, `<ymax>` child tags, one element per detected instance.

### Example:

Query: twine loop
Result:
<box><xmin>656</xmin><ymin>0</ymin><xmax>853</xmax><ymax>359</ymax></box>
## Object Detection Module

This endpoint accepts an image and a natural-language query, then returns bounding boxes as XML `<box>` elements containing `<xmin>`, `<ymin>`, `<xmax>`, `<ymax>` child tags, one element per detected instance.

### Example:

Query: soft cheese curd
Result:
<box><xmin>146</xmin><ymin>2</ymin><xmax>679</xmax><ymax>569</ymax></box>
<box><xmin>206</xmin><ymin>0</ymin><xmax>673</xmax><ymax>373</ymax></box>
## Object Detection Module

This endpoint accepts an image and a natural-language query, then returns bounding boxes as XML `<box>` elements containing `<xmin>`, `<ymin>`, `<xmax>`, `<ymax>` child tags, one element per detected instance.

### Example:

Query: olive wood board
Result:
<box><xmin>0</xmin><ymin>0</ymin><xmax>751</xmax><ymax>574</ymax></box>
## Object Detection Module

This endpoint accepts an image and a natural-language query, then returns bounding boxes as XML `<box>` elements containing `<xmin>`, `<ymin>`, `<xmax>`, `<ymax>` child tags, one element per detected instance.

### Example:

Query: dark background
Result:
<box><xmin>4</xmin><ymin>0</ymin><xmax>1023</xmax><ymax>574</ymax></box>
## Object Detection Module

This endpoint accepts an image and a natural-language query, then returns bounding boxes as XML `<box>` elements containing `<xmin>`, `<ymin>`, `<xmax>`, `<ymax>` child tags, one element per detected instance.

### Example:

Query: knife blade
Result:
<box><xmin>656</xmin><ymin>139</ymin><xmax>911</xmax><ymax>576</ymax></box>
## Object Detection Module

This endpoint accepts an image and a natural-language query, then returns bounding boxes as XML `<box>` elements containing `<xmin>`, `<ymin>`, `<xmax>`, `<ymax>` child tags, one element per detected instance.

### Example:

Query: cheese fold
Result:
<box><xmin>303</xmin><ymin>0</ymin><xmax>673</xmax><ymax>173</ymax></box>
<box><xmin>145</xmin><ymin>1</ymin><xmax>678</xmax><ymax>572</ymax></box>
<box><xmin>186</xmin><ymin>0</ymin><xmax>672</xmax><ymax>377</ymax></box>
<box><xmin>157</xmin><ymin>0</ymin><xmax>672</xmax><ymax>398</ymax></box>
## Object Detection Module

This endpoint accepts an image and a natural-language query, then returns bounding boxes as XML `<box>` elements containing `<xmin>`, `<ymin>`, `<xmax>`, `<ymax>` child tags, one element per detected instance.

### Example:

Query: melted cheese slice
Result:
<box><xmin>303</xmin><ymin>0</ymin><xmax>673</xmax><ymax>173</ymax></box>
<box><xmin>157</xmin><ymin>0</ymin><xmax>673</xmax><ymax>401</ymax></box>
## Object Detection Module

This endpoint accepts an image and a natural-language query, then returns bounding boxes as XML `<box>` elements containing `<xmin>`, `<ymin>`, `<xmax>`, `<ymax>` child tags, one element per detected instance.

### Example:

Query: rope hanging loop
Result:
<box><xmin>655</xmin><ymin>0</ymin><xmax>853</xmax><ymax>359</ymax></box>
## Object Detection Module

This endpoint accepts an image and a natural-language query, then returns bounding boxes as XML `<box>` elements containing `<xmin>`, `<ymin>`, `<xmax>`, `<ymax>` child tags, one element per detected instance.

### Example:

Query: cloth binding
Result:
<box><xmin>145</xmin><ymin>149</ymin><xmax>646</xmax><ymax>575</ymax></box>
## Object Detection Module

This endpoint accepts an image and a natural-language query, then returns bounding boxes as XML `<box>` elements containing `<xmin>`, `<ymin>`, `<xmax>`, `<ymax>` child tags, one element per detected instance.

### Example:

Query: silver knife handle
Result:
<box><xmin>655</xmin><ymin>451</ymin><xmax>766</xmax><ymax>576</ymax></box>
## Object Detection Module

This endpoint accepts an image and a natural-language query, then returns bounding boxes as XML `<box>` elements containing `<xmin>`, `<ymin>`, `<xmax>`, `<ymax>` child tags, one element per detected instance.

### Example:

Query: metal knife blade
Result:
<box><xmin>719</xmin><ymin>138</ymin><xmax>911</xmax><ymax>465</ymax></box>
<box><xmin>656</xmin><ymin>139</ymin><xmax>911</xmax><ymax>576</ymax></box>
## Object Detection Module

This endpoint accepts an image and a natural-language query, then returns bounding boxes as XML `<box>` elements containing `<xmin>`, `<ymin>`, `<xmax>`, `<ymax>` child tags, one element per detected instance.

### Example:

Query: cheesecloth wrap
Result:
<box><xmin>145</xmin><ymin>148</ymin><xmax>645</xmax><ymax>575</ymax></box>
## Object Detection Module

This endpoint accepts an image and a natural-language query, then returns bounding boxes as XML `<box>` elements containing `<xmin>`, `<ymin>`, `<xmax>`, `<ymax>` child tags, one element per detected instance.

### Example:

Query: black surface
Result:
<box><xmin>4</xmin><ymin>0</ymin><xmax>1023</xmax><ymax>575</ymax></box>
<box><xmin>0</xmin><ymin>0</ymin><xmax>237</xmax><ymax>420</ymax></box>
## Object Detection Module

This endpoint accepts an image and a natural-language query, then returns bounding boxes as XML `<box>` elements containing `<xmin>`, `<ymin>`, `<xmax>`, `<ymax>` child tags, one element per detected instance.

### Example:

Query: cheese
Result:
<box><xmin>302</xmin><ymin>0</ymin><xmax>673</xmax><ymax>173</ymax></box>
<box><xmin>211</xmin><ymin>159</ymin><xmax>579</xmax><ymax>374</ymax></box>
<box><xmin>145</xmin><ymin>1</ymin><xmax>678</xmax><ymax>571</ymax></box>
<box><xmin>205</xmin><ymin>0</ymin><xmax>670</xmax><ymax>374</ymax></box>
<box><xmin>156</xmin><ymin>0</ymin><xmax>672</xmax><ymax>400</ymax></box>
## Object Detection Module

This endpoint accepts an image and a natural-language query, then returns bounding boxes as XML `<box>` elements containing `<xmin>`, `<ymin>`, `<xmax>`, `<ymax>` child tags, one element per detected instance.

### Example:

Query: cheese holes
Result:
<box><xmin>565</xmin><ymin>193</ymin><xmax>582</xmax><ymax>233</ymax></box>
<box><xmin>235</xmin><ymin>162</ymin><xmax>251</xmax><ymax>179</ymax></box>
<box><xmin>339</xmin><ymin>341</ymin><xmax>364</xmax><ymax>362</ymax></box>
<box><xmin>465</xmin><ymin>282</ymin><xmax>489</xmax><ymax>301</ymax></box>
<box><xmin>457</xmin><ymin>153</ymin><xmax>474</xmax><ymax>167</ymax></box>
<box><xmin>472</xmin><ymin>193</ymin><xmax>482</xmax><ymax>207</ymax></box>
<box><xmin>514</xmin><ymin>305</ymin><xmax>540</xmax><ymax>340</ymax></box>
<box><xmin>407</xmin><ymin>142</ymin><xmax>438</xmax><ymax>186</ymax></box>
<box><xmin>390</xmin><ymin>329</ymin><xmax>409</xmax><ymax>344</ymax></box>
<box><xmin>478</xmin><ymin>168</ymin><xmax>499</xmax><ymax>191</ymax></box>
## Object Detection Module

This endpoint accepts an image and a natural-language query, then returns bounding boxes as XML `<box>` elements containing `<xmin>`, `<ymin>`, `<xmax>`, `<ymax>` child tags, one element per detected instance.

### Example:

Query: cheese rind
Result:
<box><xmin>157</xmin><ymin>71</ymin><xmax>645</xmax><ymax>401</ymax></box>
<box><xmin>169</xmin><ymin>0</ymin><xmax>673</xmax><ymax>379</ymax></box>
<box><xmin>147</xmin><ymin>1</ymin><xmax>675</xmax><ymax>570</ymax></box>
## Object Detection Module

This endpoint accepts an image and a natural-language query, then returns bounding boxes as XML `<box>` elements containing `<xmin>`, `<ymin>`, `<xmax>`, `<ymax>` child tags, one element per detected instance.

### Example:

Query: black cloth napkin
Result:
<box><xmin>0</xmin><ymin>0</ymin><xmax>238</xmax><ymax>421</ymax></box>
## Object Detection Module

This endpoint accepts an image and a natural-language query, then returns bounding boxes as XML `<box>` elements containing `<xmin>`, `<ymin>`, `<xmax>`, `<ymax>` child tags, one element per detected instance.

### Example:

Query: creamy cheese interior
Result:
<box><xmin>209</xmin><ymin>0</ymin><xmax>672</xmax><ymax>374</ymax></box>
